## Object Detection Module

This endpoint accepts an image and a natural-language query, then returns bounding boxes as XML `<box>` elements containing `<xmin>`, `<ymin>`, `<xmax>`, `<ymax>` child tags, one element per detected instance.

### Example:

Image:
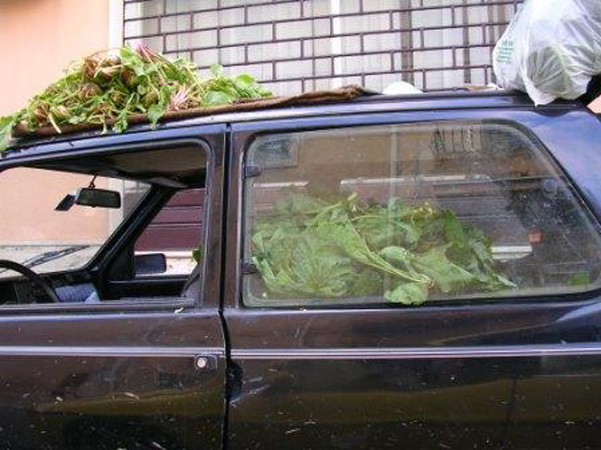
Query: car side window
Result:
<box><xmin>0</xmin><ymin>168</ymin><xmax>150</xmax><ymax>279</ymax></box>
<box><xmin>242</xmin><ymin>121</ymin><xmax>601</xmax><ymax>307</ymax></box>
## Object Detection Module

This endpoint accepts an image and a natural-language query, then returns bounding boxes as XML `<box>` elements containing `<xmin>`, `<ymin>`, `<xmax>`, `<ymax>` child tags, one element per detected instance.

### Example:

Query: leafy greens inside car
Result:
<box><xmin>251</xmin><ymin>192</ymin><xmax>516</xmax><ymax>305</ymax></box>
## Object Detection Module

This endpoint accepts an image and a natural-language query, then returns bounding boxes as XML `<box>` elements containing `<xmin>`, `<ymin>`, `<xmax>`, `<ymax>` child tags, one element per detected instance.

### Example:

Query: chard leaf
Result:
<box><xmin>411</xmin><ymin>245</ymin><xmax>475</xmax><ymax>293</ymax></box>
<box><xmin>235</xmin><ymin>73</ymin><xmax>256</xmax><ymax>86</ymax></box>
<box><xmin>204</xmin><ymin>90</ymin><xmax>236</xmax><ymax>106</ymax></box>
<box><xmin>210</xmin><ymin>64</ymin><xmax>224</xmax><ymax>77</ymax></box>
<box><xmin>146</xmin><ymin>104</ymin><xmax>165</xmax><ymax>128</ymax></box>
<box><xmin>385</xmin><ymin>282</ymin><xmax>429</xmax><ymax>305</ymax></box>
<box><xmin>0</xmin><ymin>115</ymin><xmax>17</xmax><ymax>153</ymax></box>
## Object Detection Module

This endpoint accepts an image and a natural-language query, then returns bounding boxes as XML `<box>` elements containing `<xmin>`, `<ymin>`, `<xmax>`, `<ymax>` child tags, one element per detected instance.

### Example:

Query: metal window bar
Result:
<box><xmin>123</xmin><ymin>0</ymin><xmax>523</xmax><ymax>94</ymax></box>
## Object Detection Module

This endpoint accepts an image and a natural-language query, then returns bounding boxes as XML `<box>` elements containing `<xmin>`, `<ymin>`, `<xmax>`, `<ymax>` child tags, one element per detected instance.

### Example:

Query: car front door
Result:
<box><xmin>0</xmin><ymin>128</ymin><xmax>227</xmax><ymax>450</ymax></box>
<box><xmin>223</xmin><ymin>108</ymin><xmax>601</xmax><ymax>449</ymax></box>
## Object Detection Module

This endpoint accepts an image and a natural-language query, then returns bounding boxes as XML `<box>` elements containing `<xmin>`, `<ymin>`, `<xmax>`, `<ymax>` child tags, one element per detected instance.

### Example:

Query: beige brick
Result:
<box><xmin>392</xmin><ymin>11</ymin><xmax>401</xmax><ymax>29</ymax></box>
<box><xmin>340</xmin><ymin>13</ymin><xmax>389</xmax><ymax>33</ymax></box>
<box><xmin>304</xmin><ymin>36</ymin><xmax>361</xmax><ymax>57</ymax></box>
<box><xmin>248</xmin><ymin>3</ymin><xmax>301</xmax><ymax>22</ymax></box>
<box><xmin>220</xmin><ymin>24</ymin><xmax>272</xmax><ymax>45</ymax></box>
<box><xmin>334</xmin><ymin>54</ymin><xmax>390</xmax><ymax>75</ymax></box>
<box><xmin>166</xmin><ymin>0</ymin><xmax>214</xmax><ymax>14</ymax></box>
<box><xmin>193</xmin><ymin>11</ymin><xmax>219</xmax><ymax>28</ymax></box>
<box><xmin>469</xmin><ymin>46</ymin><xmax>491</xmax><ymax>66</ymax></box>
<box><xmin>161</xmin><ymin>15</ymin><xmax>192</xmax><ymax>33</ymax></box>
<box><xmin>314</xmin><ymin>78</ymin><xmax>334</xmax><ymax>91</ymax></box>
<box><xmin>219</xmin><ymin>47</ymin><xmax>246</xmax><ymax>65</ymax></box>
<box><xmin>412</xmin><ymin>8</ymin><xmax>453</xmax><ymax>28</ymax></box>
<box><xmin>125</xmin><ymin>0</ymin><xmax>163</xmax><ymax>20</ymax></box>
<box><xmin>314</xmin><ymin>58</ymin><xmax>331</xmax><ymax>77</ymax></box>
<box><xmin>218</xmin><ymin>8</ymin><xmax>246</xmax><ymax>26</ymax></box>
<box><xmin>340</xmin><ymin>0</ymin><xmax>361</xmax><ymax>14</ymax></box>
<box><xmin>468</xmin><ymin>27</ymin><xmax>484</xmax><ymax>45</ymax></box>
<box><xmin>262</xmin><ymin>80</ymin><xmax>303</xmax><ymax>96</ymax></box>
<box><xmin>220</xmin><ymin>0</ymin><xmax>272</xmax><ymax>6</ymax></box>
<box><xmin>411</xmin><ymin>49</ymin><xmax>455</xmax><ymax>69</ymax></box>
<box><xmin>363</xmin><ymin>32</ymin><xmax>400</xmax><ymax>52</ymax></box>
<box><xmin>302</xmin><ymin>0</ymin><xmax>331</xmax><ymax>18</ymax></box>
<box><xmin>425</xmin><ymin>69</ymin><xmax>464</xmax><ymax>90</ymax></box>
<box><xmin>248</xmin><ymin>42</ymin><xmax>301</xmax><ymax>62</ymax></box>
<box><xmin>276</xmin><ymin>18</ymin><xmax>330</xmax><ymax>39</ymax></box>
<box><xmin>465</xmin><ymin>6</ymin><xmax>490</xmax><ymax>23</ymax></box>
<box><xmin>362</xmin><ymin>0</ymin><xmax>402</xmax><ymax>12</ymax></box>
<box><xmin>124</xmin><ymin>18</ymin><xmax>159</xmax><ymax>38</ymax></box>
<box><xmin>192</xmin><ymin>48</ymin><xmax>220</xmax><ymax>65</ymax></box>
<box><xmin>469</xmin><ymin>68</ymin><xmax>488</xmax><ymax>86</ymax></box>
<box><xmin>276</xmin><ymin>60</ymin><xmax>314</xmax><ymax>79</ymax></box>
<box><xmin>422</xmin><ymin>28</ymin><xmax>463</xmax><ymax>48</ymax></box>
<box><xmin>166</xmin><ymin>30</ymin><xmax>217</xmax><ymax>51</ymax></box>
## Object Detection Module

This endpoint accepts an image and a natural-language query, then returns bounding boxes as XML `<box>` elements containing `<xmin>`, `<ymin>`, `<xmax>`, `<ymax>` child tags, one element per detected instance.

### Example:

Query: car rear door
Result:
<box><xmin>498</xmin><ymin>108</ymin><xmax>601</xmax><ymax>450</ymax></box>
<box><xmin>223</xmin><ymin>106</ymin><xmax>601</xmax><ymax>449</ymax></box>
<box><xmin>0</xmin><ymin>127</ymin><xmax>227</xmax><ymax>450</ymax></box>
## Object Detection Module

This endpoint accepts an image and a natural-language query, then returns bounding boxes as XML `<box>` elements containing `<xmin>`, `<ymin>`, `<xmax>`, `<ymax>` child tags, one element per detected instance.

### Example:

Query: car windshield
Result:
<box><xmin>0</xmin><ymin>166</ymin><xmax>150</xmax><ymax>278</ymax></box>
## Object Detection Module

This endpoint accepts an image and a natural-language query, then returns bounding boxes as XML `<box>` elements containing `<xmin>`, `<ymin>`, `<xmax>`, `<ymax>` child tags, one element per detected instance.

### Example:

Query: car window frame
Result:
<box><xmin>0</xmin><ymin>131</ymin><xmax>224</xmax><ymax>314</ymax></box>
<box><xmin>227</xmin><ymin>110</ymin><xmax>601</xmax><ymax>311</ymax></box>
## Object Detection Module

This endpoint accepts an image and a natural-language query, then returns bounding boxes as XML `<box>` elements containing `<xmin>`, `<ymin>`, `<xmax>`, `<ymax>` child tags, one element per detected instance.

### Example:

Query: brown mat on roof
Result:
<box><xmin>13</xmin><ymin>85</ymin><xmax>375</xmax><ymax>138</ymax></box>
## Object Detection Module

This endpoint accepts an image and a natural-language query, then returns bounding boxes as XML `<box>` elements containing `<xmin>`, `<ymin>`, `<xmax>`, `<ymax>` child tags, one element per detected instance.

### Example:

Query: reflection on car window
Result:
<box><xmin>134</xmin><ymin>188</ymin><xmax>205</xmax><ymax>277</ymax></box>
<box><xmin>243</xmin><ymin>122</ymin><xmax>601</xmax><ymax>307</ymax></box>
<box><xmin>0</xmin><ymin>167</ymin><xmax>149</xmax><ymax>278</ymax></box>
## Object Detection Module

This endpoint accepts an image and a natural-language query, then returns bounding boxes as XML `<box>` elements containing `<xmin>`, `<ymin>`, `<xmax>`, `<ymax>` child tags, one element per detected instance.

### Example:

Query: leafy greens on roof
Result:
<box><xmin>0</xmin><ymin>44</ymin><xmax>271</xmax><ymax>152</ymax></box>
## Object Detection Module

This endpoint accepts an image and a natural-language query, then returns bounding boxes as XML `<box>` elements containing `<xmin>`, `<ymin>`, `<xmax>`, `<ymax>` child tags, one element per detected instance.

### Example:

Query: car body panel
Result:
<box><xmin>223</xmin><ymin>104</ymin><xmax>601</xmax><ymax>449</ymax></box>
<box><xmin>0</xmin><ymin>126</ymin><xmax>227</xmax><ymax>449</ymax></box>
<box><xmin>1</xmin><ymin>93</ymin><xmax>601</xmax><ymax>449</ymax></box>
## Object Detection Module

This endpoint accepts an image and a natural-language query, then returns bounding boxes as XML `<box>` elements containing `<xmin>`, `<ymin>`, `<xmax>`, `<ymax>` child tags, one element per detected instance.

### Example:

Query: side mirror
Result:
<box><xmin>135</xmin><ymin>253</ymin><xmax>167</xmax><ymax>276</ymax></box>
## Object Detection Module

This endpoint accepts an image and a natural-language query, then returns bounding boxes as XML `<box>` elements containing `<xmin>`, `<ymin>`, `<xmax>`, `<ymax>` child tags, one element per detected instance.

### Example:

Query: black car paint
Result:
<box><xmin>223</xmin><ymin>104</ymin><xmax>601</xmax><ymax>450</ymax></box>
<box><xmin>0</xmin><ymin>92</ymin><xmax>599</xmax><ymax>449</ymax></box>
<box><xmin>0</xmin><ymin>126</ymin><xmax>228</xmax><ymax>449</ymax></box>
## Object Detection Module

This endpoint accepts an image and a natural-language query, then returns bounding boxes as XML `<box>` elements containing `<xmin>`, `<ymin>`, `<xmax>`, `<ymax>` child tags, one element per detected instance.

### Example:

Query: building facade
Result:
<box><xmin>123</xmin><ymin>0</ymin><xmax>522</xmax><ymax>95</ymax></box>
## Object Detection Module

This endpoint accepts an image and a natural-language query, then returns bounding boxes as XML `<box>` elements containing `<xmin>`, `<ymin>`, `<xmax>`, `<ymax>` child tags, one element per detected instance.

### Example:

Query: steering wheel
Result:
<box><xmin>0</xmin><ymin>260</ymin><xmax>60</xmax><ymax>303</ymax></box>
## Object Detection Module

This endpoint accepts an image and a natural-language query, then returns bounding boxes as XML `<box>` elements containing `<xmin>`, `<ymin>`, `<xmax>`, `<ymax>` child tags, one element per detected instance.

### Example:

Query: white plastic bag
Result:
<box><xmin>493</xmin><ymin>0</ymin><xmax>601</xmax><ymax>105</ymax></box>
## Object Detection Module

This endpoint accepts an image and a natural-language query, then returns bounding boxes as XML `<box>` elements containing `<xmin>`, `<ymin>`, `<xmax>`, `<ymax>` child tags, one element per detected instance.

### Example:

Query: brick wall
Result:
<box><xmin>124</xmin><ymin>0</ymin><xmax>522</xmax><ymax>95</ymax></box>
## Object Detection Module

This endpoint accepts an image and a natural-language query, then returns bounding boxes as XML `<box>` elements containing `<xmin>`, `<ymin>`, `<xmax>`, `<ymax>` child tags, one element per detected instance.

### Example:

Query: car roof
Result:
<box><xmin>2</xmin><ymin>90</ymin><xmax>582</xmax><ymax>161</ymax></box>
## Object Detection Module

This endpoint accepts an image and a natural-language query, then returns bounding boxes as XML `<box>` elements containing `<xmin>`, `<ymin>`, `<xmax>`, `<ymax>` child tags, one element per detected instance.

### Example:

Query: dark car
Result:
<box><xmin>0</xmin><ymin>91</ymin><xmax>600</xmax><ymax>449</ymax></box>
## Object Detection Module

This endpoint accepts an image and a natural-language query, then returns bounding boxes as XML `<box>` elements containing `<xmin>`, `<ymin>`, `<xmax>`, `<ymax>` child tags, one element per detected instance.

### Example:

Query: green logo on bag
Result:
<box><xmin>496</xmin><ymin>39</ymin><xmax>514</xmax><ymax>63</ymax></box>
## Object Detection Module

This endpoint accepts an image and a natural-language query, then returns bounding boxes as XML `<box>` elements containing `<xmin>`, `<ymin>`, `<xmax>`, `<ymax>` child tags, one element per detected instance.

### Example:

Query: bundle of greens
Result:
<box><xmin>0</xmin><ymin>44</ymin><xmax>271</xmax><ymax>152</ymax></box>
<box><xmin>251</xmin><ymin>192</ymin><xmax>515</xmax><ymax>305</ymax></box>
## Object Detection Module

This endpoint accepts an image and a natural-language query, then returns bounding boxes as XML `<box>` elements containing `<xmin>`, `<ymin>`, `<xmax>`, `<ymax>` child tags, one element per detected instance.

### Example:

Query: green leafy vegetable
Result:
<box><xmin>568</xmin><ymin>272</ymin><xmax>591</xmax><ymax>286</ymax></box>
<box><xmin>385</xmin><ymin>282</ymin><xmax>429</xmax><ymax>305</ymax></box>
<box><xmin>0</xmin><ymin>44</ymin><xmax>272</xmax><ymax>153</ymax></box>
<box><xmin>251</xmin><ymin>191</ymin><xmax>516</xmax><ymax>306</ymax></box>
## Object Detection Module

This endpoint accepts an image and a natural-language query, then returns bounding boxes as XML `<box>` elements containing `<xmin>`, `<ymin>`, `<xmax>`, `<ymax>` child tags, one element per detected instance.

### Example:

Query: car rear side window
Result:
<box><xmin>242</xmin><ymin>121</ymin><xmax>601</xmax><ymax>307</ymax></box>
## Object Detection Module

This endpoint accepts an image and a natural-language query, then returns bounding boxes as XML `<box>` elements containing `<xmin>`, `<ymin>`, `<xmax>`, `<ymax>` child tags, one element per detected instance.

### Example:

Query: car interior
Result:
<box><xmin>0</xmin><ymin>144</ymin><xmax>208</xmax><ymax>305</ymax></box>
